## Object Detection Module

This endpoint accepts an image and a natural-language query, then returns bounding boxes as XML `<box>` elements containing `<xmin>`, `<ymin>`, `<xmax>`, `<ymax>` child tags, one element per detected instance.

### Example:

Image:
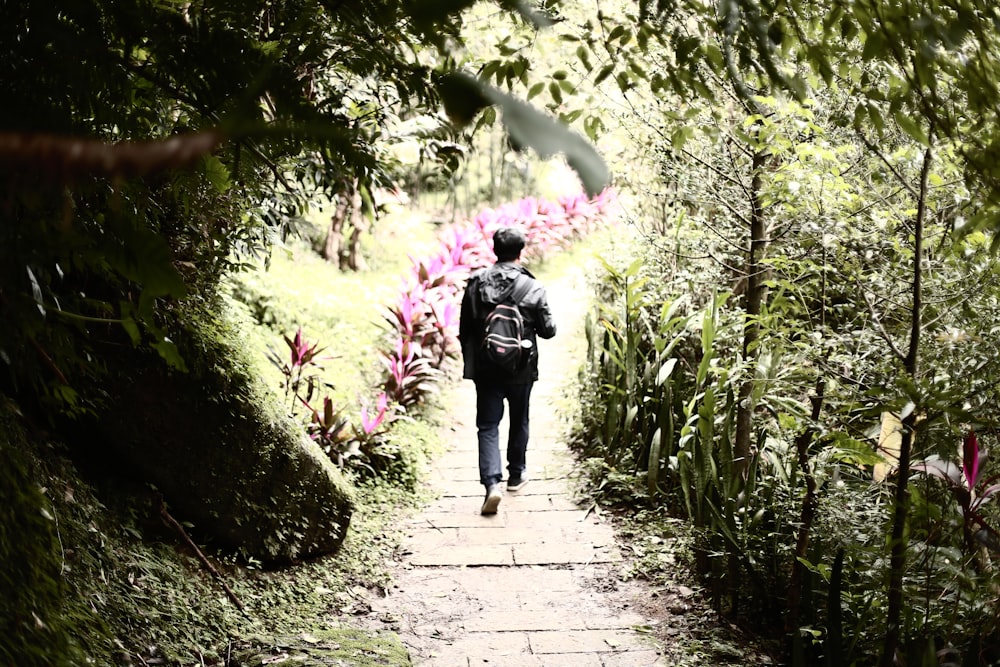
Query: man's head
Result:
<box><xmin>493</xmin><ymin>226</ymin><xmax>526</xmax><ymax>262</ymax></box>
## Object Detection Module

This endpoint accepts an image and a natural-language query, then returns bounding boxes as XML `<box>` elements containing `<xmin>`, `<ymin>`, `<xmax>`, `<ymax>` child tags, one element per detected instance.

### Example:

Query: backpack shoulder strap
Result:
<box><xmin>507</xmin><ymin>274</ymin><xmax>532</xmax><ymax>305</ymax></box>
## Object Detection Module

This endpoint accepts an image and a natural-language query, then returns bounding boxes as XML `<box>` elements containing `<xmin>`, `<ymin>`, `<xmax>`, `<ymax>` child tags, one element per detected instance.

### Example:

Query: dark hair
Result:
<box><xmin>493</xmin><ymin>226</ymin><xmax>526</xmax><ymax>262</ymax></box>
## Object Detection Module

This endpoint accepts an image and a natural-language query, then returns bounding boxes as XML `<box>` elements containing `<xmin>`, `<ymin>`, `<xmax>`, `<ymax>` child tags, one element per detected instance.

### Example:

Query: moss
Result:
<box><xmin>232</xmin><ymin>628</ymin><xmax>411</xmax><ymax>666</ymax></box>
<box><xmin>0</xmin><ymin>399</ymin><xmax>87</xmax><ymax>666</ymax></box>
<box><xmin>93</xmin><ymin>294</ymin><xmax>355</xmax><ymax>563</ymax></box>
<box><xmin>0</xmin><ymin>393</ymin><xmax>424</xmax><ymax>665</ymax></box>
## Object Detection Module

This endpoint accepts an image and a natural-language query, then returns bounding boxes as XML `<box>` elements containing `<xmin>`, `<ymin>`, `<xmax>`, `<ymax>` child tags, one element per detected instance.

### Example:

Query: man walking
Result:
<box><xmin>459</xmin><ymin>226</ymin><xmax>557</xmax><ymax>515</ymax></box>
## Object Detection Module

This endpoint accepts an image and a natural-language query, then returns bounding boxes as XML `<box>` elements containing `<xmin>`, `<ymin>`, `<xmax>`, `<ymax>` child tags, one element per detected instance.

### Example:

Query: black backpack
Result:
<box><xmin>482</xmin><ymin>276</ymin><xmax>533</xmax><ymax>374</ymax></box>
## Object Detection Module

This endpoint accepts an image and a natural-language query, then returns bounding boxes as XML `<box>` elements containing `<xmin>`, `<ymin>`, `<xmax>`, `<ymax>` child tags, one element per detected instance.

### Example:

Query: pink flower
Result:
<box><xmin>361</xmin><ymin>392</ymin><xmax>389</xmax><ymax>434</ymax></box>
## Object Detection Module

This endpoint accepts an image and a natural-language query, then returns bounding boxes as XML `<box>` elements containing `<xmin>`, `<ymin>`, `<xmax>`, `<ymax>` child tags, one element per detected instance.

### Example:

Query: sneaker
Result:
<box><xmin>480</xmin><ymin>484</ymin><xmax>502</xmax><ymax>515</ymax></box>
<box><xmin>506</xmin><ymin>475</ymin><xmax>529</xmax><ymax>492</ymax></box>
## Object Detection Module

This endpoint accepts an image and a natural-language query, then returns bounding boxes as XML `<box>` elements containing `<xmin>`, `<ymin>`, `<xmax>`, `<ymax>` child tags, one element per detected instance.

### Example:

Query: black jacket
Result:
<box><xmin>459</xmin><ymin>262</ymin><xmax>557</xmax><ymax>383</ymax></box>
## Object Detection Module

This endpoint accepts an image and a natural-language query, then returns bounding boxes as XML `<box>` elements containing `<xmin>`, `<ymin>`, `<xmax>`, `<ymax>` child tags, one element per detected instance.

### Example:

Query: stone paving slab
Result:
<box><xmin>408</xmin><ymin>543</ymin><xmax>514</xmax><ymax>567</ymax></box>
<box><xmin>421</xmin><ymin>632</ymin><xmax>531</xmax><ymax>664</ymax></box>
<box><xmin>527</xmin><ymin>629</ymin><xmax>647</xmax><ymax>654</ymax></box>
<box><xmin>440</xmin><ymin>478</ymin><xmax>570</xmax><ymax>497</ymax></box>
<box><xmin>464</xmin><ymin>610</ymin><xmax>591</xmax><ymax>632</ymax></box>
<box><xmin>406</xmin><ymin>512</ymin><xmax>509</xmax><ymax>529</ymax></box>
<box><xmin>405</xmin><ymin>525</ymin><xmax>595</xmax><ymax>550</ymax></box>
<box><xmin>600</xmin><ymin>650</ymin><xmax>666</xmax><ymax>666</ymax></box>
<box><xmin>513</xmin><ymin>542</ymin><xmax>621</xmax><ymax>566</ymax></box>
<box><xmin>424</xmin><ymin>493</ymin><xmax>580</xmax><ymax>514</ymax></box>
<box><xmin>432</xmin><ymin>449</ymin><xmax>574</xmax><ymax>476</ymax></box>
<box><xmin>501</xmin><ymin>509</ymin><xmax>604</xmax><ymax>529</ymax></box>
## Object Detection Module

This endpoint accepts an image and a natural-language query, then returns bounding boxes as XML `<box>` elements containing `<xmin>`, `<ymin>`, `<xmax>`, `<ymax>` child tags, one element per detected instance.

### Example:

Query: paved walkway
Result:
<box><xmin>371</xmin><ymin>263</ymin><xmax>667</xmax><ymax>666</ymax></box>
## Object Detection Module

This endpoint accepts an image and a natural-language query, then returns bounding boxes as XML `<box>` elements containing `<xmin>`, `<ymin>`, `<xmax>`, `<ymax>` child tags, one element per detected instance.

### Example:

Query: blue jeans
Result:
<box><xmin>475</xmin><ymin>379</ymin><xmax>533</xmax><ymax>488</ymax></box>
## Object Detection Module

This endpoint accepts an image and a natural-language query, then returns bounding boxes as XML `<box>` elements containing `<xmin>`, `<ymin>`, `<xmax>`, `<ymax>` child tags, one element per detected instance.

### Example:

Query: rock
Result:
<box><xmin>94</xmin><ymin>299</ymin><xmax>354</xmax><ymax>563</ymax></box>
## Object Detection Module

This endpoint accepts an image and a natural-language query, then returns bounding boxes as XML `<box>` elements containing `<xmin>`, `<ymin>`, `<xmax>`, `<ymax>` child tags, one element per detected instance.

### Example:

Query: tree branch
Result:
<box><xmin>0</xmin><ymin>131</ymin><xmax>223</xmax><ymax>181</ymax></box>
<box><xmin>159</xmin><ymin>501</ymin><xmax>247</xmax><ymax>615</ymax></box>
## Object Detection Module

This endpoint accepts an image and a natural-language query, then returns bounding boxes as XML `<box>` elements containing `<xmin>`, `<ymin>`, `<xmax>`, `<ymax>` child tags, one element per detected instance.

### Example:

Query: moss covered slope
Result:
<box><xmin>95</xmin><ymin>298</ymin><xmax>354</xmax><ymax>563</ymax></box>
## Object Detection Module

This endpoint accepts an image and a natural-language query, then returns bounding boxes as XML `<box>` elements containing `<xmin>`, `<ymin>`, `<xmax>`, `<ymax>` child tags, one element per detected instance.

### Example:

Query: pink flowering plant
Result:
<box><xmin>265</xmin><ymin>326</ymin><xmax>331</xmax><ymax>411</ymax></box>
<box><xmin>306</xmin><ymin>396</ymin><xmax>356</xmax><ymax>465</ymax></box>
<box><xmin>350</xmin><ymin>390</ymin><xmax>402</xmax><ymax>472</ymax></box>
<box><xmin>913</xmin><ymin>430</ymin><xmax>1000</xmax><ymax>553</ymax></box>
<box><xmin>381</xmin><ymin>338</ymin><xmax>442</xmax><ymax>406</ymax></box>
<box><xmin>266</xmin><ymin>190</ymin><xmax>615</xmax><ymax>477</ymax></box>
<box><xmin>268</xmin><ymin>326</ymin><xmax>400</xmax><ymax>475</ymax></box>
<box><xmin>378</xmin><ymin>189</ymin><xmax>616</xmax><ymax>408</ymax></box>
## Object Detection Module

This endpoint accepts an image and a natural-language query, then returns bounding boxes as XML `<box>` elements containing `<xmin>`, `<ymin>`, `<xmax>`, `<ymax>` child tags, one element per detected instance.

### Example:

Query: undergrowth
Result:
<box><xmin>2</xmin><ymin>201</ymin><xmax>449</xmax><ymax>665</ymax></box>
<box><xmin>7</xmin><ymin>404</ymin><xmax>440</xmax><ymax>665</ymax></box>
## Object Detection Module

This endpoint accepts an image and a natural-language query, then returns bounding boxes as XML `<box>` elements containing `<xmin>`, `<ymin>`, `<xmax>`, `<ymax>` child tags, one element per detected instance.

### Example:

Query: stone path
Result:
<box><xmin>370</xmin><ymin>263</ymin><xmax>668</xmax><ymax>666</ymax></box>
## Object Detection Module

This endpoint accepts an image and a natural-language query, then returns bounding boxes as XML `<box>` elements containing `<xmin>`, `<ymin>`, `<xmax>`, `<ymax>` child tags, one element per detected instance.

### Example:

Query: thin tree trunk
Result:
<box><xmin>323</xmin><ymin>182</ymin><xmax>351</xmax><ymax>264</ymax></box>
<box><xmin>787</xmin><ymin>249</ymin><xmax>828</xmax><ymax>641</ymax></box>
<box><xmin>345</xmin><ymin>183</ymin><xmax>364</xmax><ymax>271</ymax></box>
<box><xmin>735</xmin><ymin>149</ymin><xmax>767</xmax><ymax>478</ymax></box>
<box><xmin>785</xmin><ymin>376</ymin><xmax>825</xmax><ymax>637</ymax></box>
<box><xmin>880</xmin><ymin>140</ymin><xmax>933</xmax><ymax>667</ymax></box>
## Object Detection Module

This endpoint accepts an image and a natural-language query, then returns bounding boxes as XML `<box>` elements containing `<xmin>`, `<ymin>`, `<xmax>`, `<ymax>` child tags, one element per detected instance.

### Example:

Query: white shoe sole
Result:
<box><xmin>506</xmin><ymin>479</ymin><xmax>529</xmax><ymax>492</ymax></box>
<box><xmin>481</xmin><ymin>491</ymin><xmax>502</xmax><ymax>515</ymax></box>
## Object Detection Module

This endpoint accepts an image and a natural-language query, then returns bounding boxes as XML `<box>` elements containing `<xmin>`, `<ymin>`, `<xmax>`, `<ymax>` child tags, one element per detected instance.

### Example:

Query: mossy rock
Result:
<box><xmin>232</xmin><ymin>629</ymin><xmax>411</xmax><ymax>666</ymax></box>
<box><xmin>95</xmin><ymin>298</ymin><xmax>354</xmax><ymax>563</ymax></box>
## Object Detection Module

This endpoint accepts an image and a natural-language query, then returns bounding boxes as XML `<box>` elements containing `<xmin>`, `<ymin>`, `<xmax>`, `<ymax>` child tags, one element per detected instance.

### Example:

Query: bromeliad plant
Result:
<box><xmin>913</xmin><ymin>430</ymin><xmax>1000</xmax><ymax>554</ymax></box>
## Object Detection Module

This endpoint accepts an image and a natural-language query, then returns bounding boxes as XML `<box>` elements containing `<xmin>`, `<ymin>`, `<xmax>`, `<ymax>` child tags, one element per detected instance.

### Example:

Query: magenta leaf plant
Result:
<box><xmin>265</xmin><ymin>326</ymin><xmax>333</xmax><ymax>412</ymax></box>
<box><xmin>360</xmin><ymin>391</ymin><xmax>390</xmax><ymax>435</ymax></box>
<box><xmin>268</xmin><ymin>191</ymin><xmax>617</xmax><ymax>477</ymax></box>
<box><xmin>304</xmin><ymin>395</ymin><xmax>356</xmax><ymax>466</ymax></box>
<box><xmin>376</xmin><ymin>189</ymin><xmax>617</xmax><ymax>408</ymax></box>
<box><xmin>913</xmin><ymin>430</ymin><xmax>1000</xmax><ymax>552</ymax></box>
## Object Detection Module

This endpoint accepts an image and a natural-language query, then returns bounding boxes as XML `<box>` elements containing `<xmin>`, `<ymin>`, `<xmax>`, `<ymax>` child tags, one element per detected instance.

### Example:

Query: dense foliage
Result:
<box><xmin>11</xmin><ymin>0</ymin><xmax>1000</xmax><ymax>664</ymax></box>
<box><xmin>0</xmin><ymin>2</ymin><xmax>610</xmax><ymax>664</ymax></box>
<box><xmin>565</xmin><ymin>1</ymin><xmax>1000</xmax><ymax>664</ymax></box>
<box><xmin>0</xmin><ymin>0</ymin><xmax>608</xmax><ymax>419</ymax></box>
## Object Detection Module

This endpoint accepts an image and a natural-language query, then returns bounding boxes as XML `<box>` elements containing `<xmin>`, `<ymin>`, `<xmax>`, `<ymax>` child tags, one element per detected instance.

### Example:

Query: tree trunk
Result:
<box><xmin>323</xmin><ymin>188</ymin><xmax>349</xmax><ymax>263</ymax></box>
<box><xmin>880</xmin><ymin>140</ymin><xmax>933</xmax><ymax>667</ymax></box>
<box><xmin>734</xmin><ymin>149</ymin><xmax>768</xmax><ymax>478</ymax></box>
<box><xmin>785</xmin><ymin>376</ymin><xmax>825</xmax><ymax>642</ymax></box>
<box><xmin>787</xmin><ymin>249</ymin><xmax>828</xmax><ymax>643</ymax></box>
<box><xmin>345</xmin><ymin>183</ymin><xmax>365</xmax><ymax>271</ymax></box>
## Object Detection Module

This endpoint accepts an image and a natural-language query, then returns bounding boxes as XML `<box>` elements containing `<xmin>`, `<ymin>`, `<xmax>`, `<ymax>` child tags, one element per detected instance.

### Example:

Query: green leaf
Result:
<box><xmin>893</xmin><ymin>111</ymin><xmax>929</xmax><ymax>146</ymax></box>
<box><xmin>441</xmin><ymin>73</ymin><xmax>610</xmax><ymax>196</ymax></box>
<box><xmin>656</xmin><ymin>358</ymin><xmax>678</xmax><ymax>386</ymax></box>
<box><xmin>201</xmin><ymin>154</ymin><xmax>231</xmax><ymax>193</ymax></box>
<box><xmin>671</xmin><ymin>125</ymin><xmax>694</xmax><ymax>151</ymax></box>
<box><xmin>830</xmin><ymin>434</ymin><xmax>886</xmax><ymax>468</ymax></box>
<box><xmin>26</xmin><ymin>266</ymin><xmax>45</xmax><ymax>316</ymax></box>
<box><xmin>437</xmin><ymin>73</ymin><xmax>490</xmax><ymax>127</ymax></box>
<box><xmin>549</xmin><ymin>81</ymin><xmax>563</xmax><ymax>104</ymax></box>
<box><xmin>405</xmin><ymin>0</ymin><xmax>477</xmax><ymax>31</ymax></box>
<box><xmin>120</xmin><ymin>306</ymin><xmax>141</xmax><ymax>346</ymax></box>
<box><xmin>648</xmin><ymin>427</ymin><xmax>662</xmax><ymax>496</ymax></box>
<box><xmin>105</xmin><ymin>222</ymin><xmax>188</xmax><ymax>299</ymax></box>
<box><xmin>594</xmin><ymin>64</ymin><xmax>614</xmax><ymax>86</ymax></box>
<box><xmin>152</xmin><ymin>337</ymin><xmax>188</xmax><ymax>372</ymax></box>
<box><xmin>502</xmin><ymin>0</ymin><xmax>555</xmax><ymax>28</ymax></box>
